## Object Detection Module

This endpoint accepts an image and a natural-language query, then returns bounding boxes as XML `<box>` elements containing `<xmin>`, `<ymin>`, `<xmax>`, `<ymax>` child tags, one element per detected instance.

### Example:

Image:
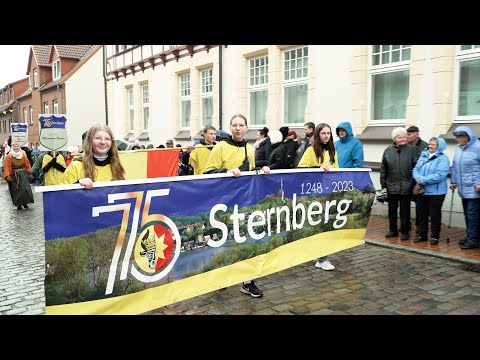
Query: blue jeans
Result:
<box><xmin>462</xmin><ymin>198</ymin><xmax>480</xmax><ymax>246</ymax></box>
<box><xmin>316</xmin><ymin>256</ymin><xmax>328</xmax><ymax>263</ymax></box>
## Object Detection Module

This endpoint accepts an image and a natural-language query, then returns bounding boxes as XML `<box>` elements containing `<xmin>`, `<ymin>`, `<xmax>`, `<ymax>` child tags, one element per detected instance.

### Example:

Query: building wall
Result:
<box><xmin>105</xmin><ymin>45</ymin><xmax>477</xmax><ymax>227</ymax></box>
<box><xmin>106</xmin><ymin>45</ymin><xmax>470</xmax><ymax>151</ymax></box>
<box><xmin>354</xmin><ymin>45</ymin><xmax>458</xmax><ymax>163</ymax></box>
<box><xmin>107</xmin><ymin>47</ymin><xmax>218</xmax><ymax>147</ymax></box>
<box><xmin>64</xmin><ymin>48</ymin><xmax>106</xmax><ymax>148</ymax></box>
<box><xmin>29</xmin><ymin>63</ymin><xmax>43</xmax><ymax>146</ymax></box>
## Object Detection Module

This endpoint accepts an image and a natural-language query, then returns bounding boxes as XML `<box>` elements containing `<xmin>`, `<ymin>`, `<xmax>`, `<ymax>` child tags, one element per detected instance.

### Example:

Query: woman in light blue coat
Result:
<box><xmin>450</xmin><ymin>126</ymin><xmax>480</xmax><ymax>249</ymax></box>
<box><xmin>412</xmin><ymin>137</ymin><xmax>450</xmax><ymax>245</ymax></box>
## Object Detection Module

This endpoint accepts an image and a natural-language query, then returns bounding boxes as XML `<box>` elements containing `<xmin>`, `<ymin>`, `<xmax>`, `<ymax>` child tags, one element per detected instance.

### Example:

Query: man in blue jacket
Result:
<box><xmin>450</xmin><ymin>126</ymin><xmax>480</xmax><ymax>249</ymax></box>
<box><xmin>334</xmin><ymin>121</ymin><xmax>364</xmax><ymax>168</ymax></box>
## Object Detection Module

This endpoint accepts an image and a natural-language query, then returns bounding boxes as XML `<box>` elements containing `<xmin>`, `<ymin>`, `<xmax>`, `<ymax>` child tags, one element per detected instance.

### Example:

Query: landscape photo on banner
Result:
<box><xmin>38</xmin><ymin>168</ymin><xmax>375</xmax><ymax>314</ymax></box>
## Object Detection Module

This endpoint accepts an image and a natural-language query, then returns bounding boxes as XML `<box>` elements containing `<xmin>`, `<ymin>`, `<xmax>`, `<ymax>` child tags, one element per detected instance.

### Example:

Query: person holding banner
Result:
<box><xmin>298</xmin><ymin>123</ymin><xmax>339</xmax><ymax>271</ymax></box>
<box><xmin>63</xmin><ymin>123</ymin><xmax>125</xmax><ymax>189</ymax></box>
<box><xmin>42</xmin><ymin>151</ymin><xmax>67</xmax><ymax>185</ymax></box>
<box><xmin>204</xmin><ymin>114</ymin><xmax>270</xmax><ymax>298</ymax></box>
<box><xmin>182</xmin><ymin>125</ymin><xmax>217</xmax><ymax>175</ymax></box>
<box><xmin>3</xmin><ymin>141</ymin><xmax>34</xmax><ymax>210</ymax></box>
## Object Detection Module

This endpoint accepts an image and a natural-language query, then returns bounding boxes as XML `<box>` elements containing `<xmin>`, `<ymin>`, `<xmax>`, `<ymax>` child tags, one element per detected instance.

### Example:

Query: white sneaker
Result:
<box><xmin>315</xmin><ymin>260</ymin><xmax>335</xmax><ymax>271</ymax></box>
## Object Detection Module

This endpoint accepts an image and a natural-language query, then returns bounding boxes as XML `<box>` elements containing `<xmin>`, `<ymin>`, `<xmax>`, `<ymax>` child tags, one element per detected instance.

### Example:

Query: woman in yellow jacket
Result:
<box><xmin>298</xmin><ymin>123</ymin><xmax>338</xmax><ymax>271</ymax></box>
<box><xmin>204</xmin><ymin>113</ymin><xmax>270</xmax><ymax>298</ymax></box>
<box><xmin>63</xmin><ymin>123</ymin><xmax>125</xmax><ymax>189</ymax></box>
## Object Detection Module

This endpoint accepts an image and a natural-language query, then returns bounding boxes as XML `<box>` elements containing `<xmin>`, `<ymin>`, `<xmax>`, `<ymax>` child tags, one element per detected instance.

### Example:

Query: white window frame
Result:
<box><xmin>201</xmin><ymin>68</ymin><xmax>213</xmax><ymax>127</ymax></box>
<box><xmin>141</xmin><ymin>84</ymin><xmax>150</xmax><ymax>131</ymax></box>
<box><xmin>127</xmin><ymin>87</ymin><xmax>134</xmax><ymax>131</ymax></box>
<box><xmin>249</xmin><ymin>55</ymin><xmax>269</xmax><ymax>126</ymax></box>
<box><xmin>368</xmin><ymin>45</ymin><xmax>411</xmax><ymax>124</ymax></box>
<box><xmin>23</xmin><ymin>107</ymin><xmax>27</xmax><ymax>123</ymax></box>
<box><xmin>282</xmin><ymin>46</ymin><xmax>309</xmax><ymax>125</ymax></box>
<box><xmin>33</xmin><ymin>69</ymin><xmax>38</xmax><ymax>88</ymax></box>
<box><xmin>53</xmin><ymin>100</ymin><xmax>58</xmax><ymax>114</ymax></box>
<box><xmin>453</xmin><ymin>45</ymin><xmax>480</xmax><ymax>123</ymax></box>
<box><xmin>52</xmin><ymin>60</ymin><xmax>61</xmax><ymax>80</ymax></box>
<box><xmin>44</xmin><ymin>101</ymin><xmax>49</xmax><ymax>114</ymax></box>
<box><xmin>180</xmin><ymin>73</ymin><xmax>191</xmax><ymax>129</ymax></box>
<box><xmin>29</xmin><ymin>106</ymin><xmax>33</xmax><ymax>124</ymax></box>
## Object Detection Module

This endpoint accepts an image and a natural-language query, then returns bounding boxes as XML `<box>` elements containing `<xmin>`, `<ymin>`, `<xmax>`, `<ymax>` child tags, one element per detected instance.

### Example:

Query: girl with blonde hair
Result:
<box><xmin>63</xmin><ymin>123</ymin><xmax>125</xmax><ymax>189</ymax></box>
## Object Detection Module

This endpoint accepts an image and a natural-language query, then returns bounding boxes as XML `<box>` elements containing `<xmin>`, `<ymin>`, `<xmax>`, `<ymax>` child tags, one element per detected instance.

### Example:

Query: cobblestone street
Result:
<box><xmin>1</xmin><ymin>182</ymin><xmax>479</xmax><ymax>315</ymax></box>
<box><xmin>0</xmin><ymin>183</ymin><xmax>45</xmax><ymax>315</ymax></box>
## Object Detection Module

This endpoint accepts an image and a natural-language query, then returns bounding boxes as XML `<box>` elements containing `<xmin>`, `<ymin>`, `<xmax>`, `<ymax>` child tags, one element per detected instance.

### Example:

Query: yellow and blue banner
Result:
<box><xmin>38</xmin><ymin>168</ymin><xmax>375</xmax><ymax>314</ymax></box>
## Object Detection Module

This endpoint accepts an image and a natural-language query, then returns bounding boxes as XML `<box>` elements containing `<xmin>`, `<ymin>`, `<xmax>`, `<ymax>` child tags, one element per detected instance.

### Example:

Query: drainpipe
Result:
<box><xmin>218</xmin><ymin>45</ymin><xmax>223</xmax><ymax>130</ymax></box>
<box><xmin>103</xmin><ymin>45</ymin><xmax>109</xmax><ymax>125</ymax></box>
<box><xmin>57</xmin><ymin>83</ymin><xmax>64</xmax><ymax>114</ymax></box>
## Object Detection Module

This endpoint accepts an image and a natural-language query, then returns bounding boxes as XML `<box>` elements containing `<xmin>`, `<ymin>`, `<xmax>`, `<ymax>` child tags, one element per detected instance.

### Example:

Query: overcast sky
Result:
<box><xmin>0</xmin><ymin>45</ymin><xmax>32</xmax><ymax>87</ymax></box>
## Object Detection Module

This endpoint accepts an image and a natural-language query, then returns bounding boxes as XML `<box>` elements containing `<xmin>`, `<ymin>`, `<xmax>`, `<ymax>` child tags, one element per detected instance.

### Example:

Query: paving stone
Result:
<box><xmin>2</xmin><ymin>185</ymin><xmax>480</xmax><ymax>316</ymax></box>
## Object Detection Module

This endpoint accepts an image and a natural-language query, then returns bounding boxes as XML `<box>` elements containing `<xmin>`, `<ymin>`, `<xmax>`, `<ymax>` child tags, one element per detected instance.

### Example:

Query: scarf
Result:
<box><xmin>10</xmin><ymin>148</ymin><xmax>23</xmax><ymax>160</ymax></box>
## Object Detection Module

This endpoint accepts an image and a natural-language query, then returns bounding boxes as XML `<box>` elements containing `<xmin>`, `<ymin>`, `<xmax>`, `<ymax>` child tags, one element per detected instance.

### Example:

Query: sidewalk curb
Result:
<box><xmin>365</xmin><ymin>238</ymin><xmax>480</xmax><ymax>266</ymax></box>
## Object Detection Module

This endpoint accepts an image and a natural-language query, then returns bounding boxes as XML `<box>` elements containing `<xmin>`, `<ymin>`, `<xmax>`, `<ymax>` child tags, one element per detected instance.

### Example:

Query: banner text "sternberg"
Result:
<box><xmin>207</xmin><ymin>193</ymin><xmax>352</xmax><ymax>248</ymax></box>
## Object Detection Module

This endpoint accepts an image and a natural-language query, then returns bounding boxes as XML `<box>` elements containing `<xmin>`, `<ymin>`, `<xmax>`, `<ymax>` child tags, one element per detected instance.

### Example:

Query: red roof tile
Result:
<box><xmin>32</xmin><ymin>45</ymin><xmax>52</xmax><ymax>66</ymax></box>
<box><xmin>54</xmin><ymin>45</ymin><xmax>94</xmax><ymax>59</ymax></box>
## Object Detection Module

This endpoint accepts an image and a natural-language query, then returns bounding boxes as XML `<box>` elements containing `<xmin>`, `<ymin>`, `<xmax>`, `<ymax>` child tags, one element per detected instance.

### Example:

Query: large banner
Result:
<box><xmin>38</xmin><ymin>168</ymin><xmax>375</xmax><ymax>315</ymax></box>
<box><xmin>10</xmin><ymin>123</ymin><xmax>28</xmax><ymax>147</ymax></box>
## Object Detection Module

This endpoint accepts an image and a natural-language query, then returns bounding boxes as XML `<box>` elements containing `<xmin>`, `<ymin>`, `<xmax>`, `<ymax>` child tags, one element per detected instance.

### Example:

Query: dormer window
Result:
<box><xmin>33</xmin><ymin>68</ymin><xmax>38</xmax><ymax>88</ymax></box>
<box><xmin>53</xmin><ymin>60</ymin><xmax>61</xmax><ymax>80</ymax></box>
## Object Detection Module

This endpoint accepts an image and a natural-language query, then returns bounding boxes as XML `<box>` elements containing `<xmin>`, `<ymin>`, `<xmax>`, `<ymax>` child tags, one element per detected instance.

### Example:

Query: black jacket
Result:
<box><xmin>380</xmin><ymin>143</ymin><xmax>417</xmax><ymax>195</ymax></box>
<box><xmin>255</xmin><ymin>137</ymin><xmax>272</xmax><ymax>168</ymax></box>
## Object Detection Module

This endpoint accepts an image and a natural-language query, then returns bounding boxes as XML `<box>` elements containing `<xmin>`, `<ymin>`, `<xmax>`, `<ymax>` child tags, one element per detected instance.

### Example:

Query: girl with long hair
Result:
<box><xmin>297</xmin><ymin>123</ymin><xmax>338</xmax><ymax>271</ymax></box>
<box><xmin>63</xmin><ymin>123</ymin><xmax>125</xmax><ymax>189</ymax></box>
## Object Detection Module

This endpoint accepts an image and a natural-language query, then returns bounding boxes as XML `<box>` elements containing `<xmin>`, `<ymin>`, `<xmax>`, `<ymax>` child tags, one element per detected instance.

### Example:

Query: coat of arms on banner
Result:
<box><xmin>10</xmin><ymin>123</ymin><xmax>28</xmax><ymax>147</ymax></box>
<box><xmin>39</xmin><ymin>114</ymin><xmax>68</xmax><ymax>151</ymax></box>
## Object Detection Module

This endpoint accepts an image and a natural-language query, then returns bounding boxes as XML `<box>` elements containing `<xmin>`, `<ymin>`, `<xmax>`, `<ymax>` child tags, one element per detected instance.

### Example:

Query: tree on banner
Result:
<box><xmin>38</xmin><ymin>168</ymin><xmax>376</xmax><ymax>315</ymax></box>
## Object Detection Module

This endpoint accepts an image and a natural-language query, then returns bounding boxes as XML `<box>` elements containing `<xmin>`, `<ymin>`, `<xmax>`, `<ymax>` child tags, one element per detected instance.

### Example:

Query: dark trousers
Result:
<box><xmin>416</xmin><ymin>194</ymin><xmax>446</xmax><ymax>239</ymax></box>
<box><xmin>387</xmin><ymin>194</ymin><xmax>412</xmax><ymax>234</ymax></box>
<box><xmin>462</xmin><ymin>198</ymin><xmax>480</xmax><ymax>246</ymax></box>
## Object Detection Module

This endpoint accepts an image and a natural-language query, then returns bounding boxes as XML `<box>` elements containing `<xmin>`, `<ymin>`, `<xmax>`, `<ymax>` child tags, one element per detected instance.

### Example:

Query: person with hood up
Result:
<box><xmin>334</xmin><ymin>121</ymin><xmax>364</xmax><ymax>168</ymax></box>
<box><xmin>450</xmin><ymin>126</ymin><xmax>480</xmax><ymax>250</ymax></box>
<box><xmin>412</xmin><ymin>137</ymin><xmax>450</xmax><ymax>245</ymax></box>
